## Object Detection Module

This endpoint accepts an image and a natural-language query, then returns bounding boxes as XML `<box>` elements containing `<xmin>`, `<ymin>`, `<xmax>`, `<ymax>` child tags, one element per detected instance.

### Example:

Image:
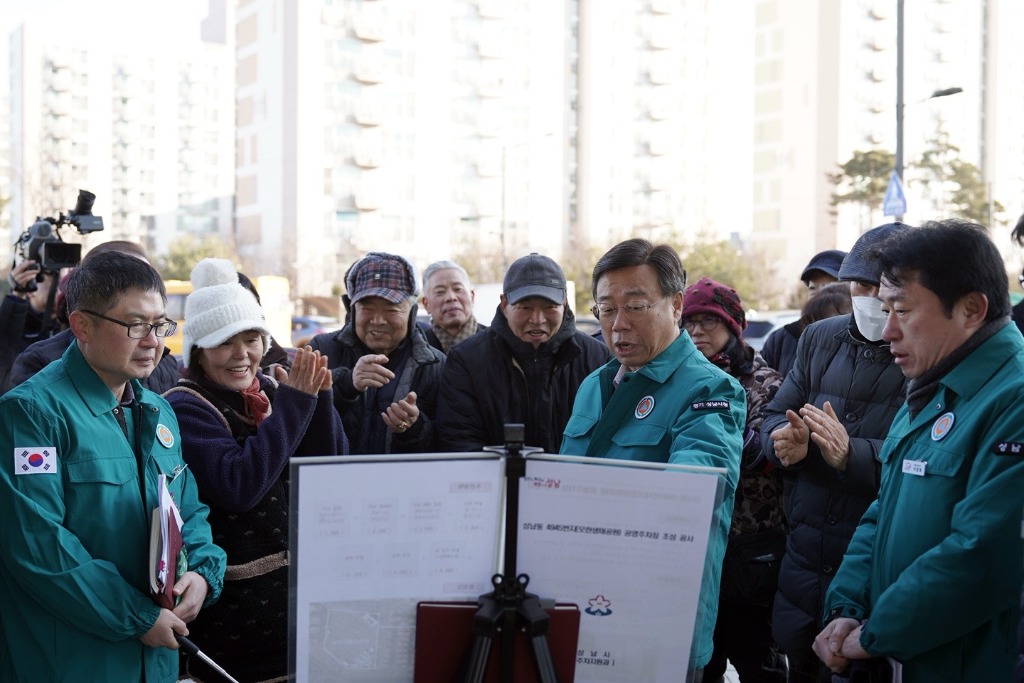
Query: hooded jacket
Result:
<box><xmin>435</xmin><ymin>304</ymin><xmax>610</xmax><ymax>453</ymax></box>
<box><xmin>759</xmin><ymin>313</ymin><xmax>906</xmax><ymax>664</ymax></box>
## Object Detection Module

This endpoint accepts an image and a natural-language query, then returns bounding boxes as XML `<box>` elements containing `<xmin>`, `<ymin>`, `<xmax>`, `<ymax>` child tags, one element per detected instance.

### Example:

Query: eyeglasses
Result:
<box><xmin>79</xmin><ymin>309</ymin><xmax>177</xmax><ymax>339</ymax></box>
<box><xmin>591</xmin><ymin>298</ymin><xmax>666</xmax><ymax>322</ymax></box>
<box><xmin>681</xmin><ymin>316</ymin><xmax>721</xmax><ymax>333</ymax></box>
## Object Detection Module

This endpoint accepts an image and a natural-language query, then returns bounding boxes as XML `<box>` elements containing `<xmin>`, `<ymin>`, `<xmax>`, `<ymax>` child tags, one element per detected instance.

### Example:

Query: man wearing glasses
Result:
<box><xmin>0</xmin><ymin>251</ymin><xmax>225</xmax><ymax>682</ymax></box>
<box><xmin>560</xmin><ymin>238</ymin><xmax>745</xmax><ymax>683</ymax></box>
<box><xmin>436</xmin><ymin>252</ymin><xmax>609</xmax><ymax>453</ymax></box>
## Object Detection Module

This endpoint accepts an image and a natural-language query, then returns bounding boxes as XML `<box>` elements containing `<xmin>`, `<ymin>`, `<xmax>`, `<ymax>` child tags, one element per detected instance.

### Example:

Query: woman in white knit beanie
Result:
<box><xmin>164</xmin><ymin>258</ymin><xmax>348</xmax><ymax>682</ymax></box>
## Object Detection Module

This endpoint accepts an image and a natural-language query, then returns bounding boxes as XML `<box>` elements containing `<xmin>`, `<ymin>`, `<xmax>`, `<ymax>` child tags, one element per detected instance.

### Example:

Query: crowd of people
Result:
<box><xmin>0</xmin><ymin>217</ymin><xmax>1023</xmax><ymax>682</ymax></box>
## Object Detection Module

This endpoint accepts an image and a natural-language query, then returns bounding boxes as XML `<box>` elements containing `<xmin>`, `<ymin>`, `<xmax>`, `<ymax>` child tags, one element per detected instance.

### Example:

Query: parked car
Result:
<box><xmin>742</xmin><ymin>311</ymin><xmax>800</xmax><ymax>352</ymax></box>
<box><xmin>292</xmin><ymin>315</ymin><xmax>341</xmax><ymax>347</ymax></box>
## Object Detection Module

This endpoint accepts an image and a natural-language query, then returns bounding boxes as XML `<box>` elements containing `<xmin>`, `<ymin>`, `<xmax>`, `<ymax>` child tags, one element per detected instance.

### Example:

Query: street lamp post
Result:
<box><xmin>894</xmin><ymin>0</ymin><xmax>962</xmax><ymax>219</ymax></box>
<box><xmin>896</xmin><ymin>0</ymin><xmax>905</xmax><ymax>183</ymax></box>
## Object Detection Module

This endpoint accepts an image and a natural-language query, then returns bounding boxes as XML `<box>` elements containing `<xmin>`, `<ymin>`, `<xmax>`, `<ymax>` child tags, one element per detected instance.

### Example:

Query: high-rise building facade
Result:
<box><xmin>6</xmin><ymin>14</ymin><xmax>234</xmax><ymax>261</ymax></box>
<box><xmin>235</xmin><ymin>0</ymin><xmax>569</xmax><ymax>297</ymax></box>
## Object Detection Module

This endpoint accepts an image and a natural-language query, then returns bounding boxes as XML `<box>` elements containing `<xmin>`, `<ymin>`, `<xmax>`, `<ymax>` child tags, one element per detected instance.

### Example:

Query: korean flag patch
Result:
<box><xmin>15</xmin><ymin>447</ymin><xmax>57</xmax><ymax>475</ymax></box>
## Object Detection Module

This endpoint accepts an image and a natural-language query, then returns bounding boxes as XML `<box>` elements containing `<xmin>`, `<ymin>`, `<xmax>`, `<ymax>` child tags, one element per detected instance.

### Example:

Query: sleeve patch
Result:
<box><xmin>993</xmin><ymin>441</ymin><xmax>1024</xmax><ymax>456</ymax></box>
<box><xmin>14</xmin><ymin>447</ymin><xmax>58</xmax><ymax>475</ymax></box>
<box><xmin>691</xmin><ymin>400</ymin><xmax>729</xmax><ymax>411</ymax></box>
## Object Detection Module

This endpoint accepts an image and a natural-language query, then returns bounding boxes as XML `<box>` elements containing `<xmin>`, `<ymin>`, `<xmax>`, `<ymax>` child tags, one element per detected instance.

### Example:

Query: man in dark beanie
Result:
<box><xmin>760</xmin><ymin>223</ymin><xmax>910</xmax><ymax>683</ymax></box>
<box><xmin>309</xmin><ymin>252</ymin><xmax>445</xmax><ymax>454</ymax></box>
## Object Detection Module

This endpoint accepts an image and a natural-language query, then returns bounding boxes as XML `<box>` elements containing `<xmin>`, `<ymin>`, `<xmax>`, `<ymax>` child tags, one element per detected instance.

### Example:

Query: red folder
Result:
<box><xmin>148</xmin><ymin>474</ymin><xmax>186</xmax><ymax>609</ymax></box>
<box><xmin>414</xmin><ymin>601</ymin><xmax>580</xmax><ymax>683</ymax></box>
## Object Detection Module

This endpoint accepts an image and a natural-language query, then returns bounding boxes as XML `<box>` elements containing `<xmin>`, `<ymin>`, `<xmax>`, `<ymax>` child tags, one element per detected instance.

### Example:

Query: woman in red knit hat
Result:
<box><xmin>682</xmin><ymin>276</ymin><xmax>788</xmax><ymax>683</ymax></box>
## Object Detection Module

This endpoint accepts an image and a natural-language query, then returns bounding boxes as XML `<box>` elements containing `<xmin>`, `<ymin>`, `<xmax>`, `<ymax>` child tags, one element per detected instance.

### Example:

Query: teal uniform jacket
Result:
<box><xmin>0</xmin><ymin>343</ymin><xmax>226</xmax><ymax>683</ymax></box>
<box><xmin>560</xmin><ymin>331</ymin><xmax>745</xmax><ymax>670</ymax></box>
<box><xmin>824</xmin><ymin>323</ymin><xmax>1024</xmax><ymax>683</ymax></box>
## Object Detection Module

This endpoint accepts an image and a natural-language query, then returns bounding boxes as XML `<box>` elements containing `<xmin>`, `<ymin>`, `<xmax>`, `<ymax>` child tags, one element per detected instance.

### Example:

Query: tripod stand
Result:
<box><xmin>460</xmin><ymin>424</ymin><xmax>559</xmax><ymax>683</ymax></box>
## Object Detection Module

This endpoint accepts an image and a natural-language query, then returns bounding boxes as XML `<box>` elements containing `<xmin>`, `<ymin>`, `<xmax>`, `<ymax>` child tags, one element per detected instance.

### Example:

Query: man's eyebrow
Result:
<box><xmin>598</xmin><ymin>289</ymin><xmax>648</xmax><ymax>301</ymax></box>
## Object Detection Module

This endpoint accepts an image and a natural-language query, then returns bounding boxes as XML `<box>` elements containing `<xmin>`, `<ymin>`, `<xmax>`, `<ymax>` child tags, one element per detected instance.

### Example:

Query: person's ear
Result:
<box><xmin>670</xmin><ymin>291</ymin><xmax>684</xmax><ymax>323</ymax></box>
<box><xmin>68</xmin><ymin>310</ymin><xmax>91</xmax><ymax>342</ymax></box>
<box><xmin>958</xmin><ymin>291</ymin><xmax>988</xmax><ymax>328</ymax></box>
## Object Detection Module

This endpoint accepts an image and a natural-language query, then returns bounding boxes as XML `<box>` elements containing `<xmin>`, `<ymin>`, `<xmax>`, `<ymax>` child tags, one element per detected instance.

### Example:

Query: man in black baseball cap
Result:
<box><xmin>436</xmin><ymin>252</ymin><xmax>609</xmax><ymax>454</ymax></box>
<box><xmin>800</xmin><ymin>249</ymin><xmax>847</xmax><ymax>296</ymax></box>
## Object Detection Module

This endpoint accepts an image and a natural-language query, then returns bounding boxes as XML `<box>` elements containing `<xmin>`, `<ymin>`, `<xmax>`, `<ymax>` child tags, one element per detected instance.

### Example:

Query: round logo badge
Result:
<box><xmin>635</xmin><ymin>395</ymin><xmax>655</xmax><ymax>420</ymax></box>
<box><xmin>931</xmin><ymin>412</ymin><xmax>955</xmax><ymax>441</ymax></box>
<box><xmin>156</xmin><ymin>424</ymin><xmax>175</xmax><ymax>449</ymax></box>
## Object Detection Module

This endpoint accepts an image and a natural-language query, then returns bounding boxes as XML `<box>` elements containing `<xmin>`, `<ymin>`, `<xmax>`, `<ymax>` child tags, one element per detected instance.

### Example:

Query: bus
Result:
<box><xmin>161</xmin><ymin>275</ymin><xmax>291</xmax><ymax>359</ymax></box>
<box><xmin>163</xmin><ymin>279</ymin><xmax>192</xmax><ymax>357</ymax></box>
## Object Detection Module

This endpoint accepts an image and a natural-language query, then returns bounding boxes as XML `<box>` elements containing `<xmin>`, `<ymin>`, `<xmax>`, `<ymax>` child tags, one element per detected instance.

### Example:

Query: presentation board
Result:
<box><xmin>290</xmin><ymin>455</ymin><xmax>505</xmax><ymax>683</ymax></box>
<box><xmin>290</xmin><ymin>453</ymin><xmax>721</xmax><ymax>683</ymax></box>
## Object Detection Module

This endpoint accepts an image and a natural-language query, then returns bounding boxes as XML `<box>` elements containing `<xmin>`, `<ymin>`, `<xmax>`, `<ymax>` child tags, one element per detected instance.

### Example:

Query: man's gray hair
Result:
<box><xmin>422</xmin><ymin>260</ymin><xmax>472</xmax><ymax>291</ymax></box>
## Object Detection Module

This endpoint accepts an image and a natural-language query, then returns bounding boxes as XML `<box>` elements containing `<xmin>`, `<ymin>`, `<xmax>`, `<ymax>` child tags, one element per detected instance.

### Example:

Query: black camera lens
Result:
<box><xmin>73</xmin><ymin>190</ymin><xmax>96</xmax><ymax>216</ymax></box>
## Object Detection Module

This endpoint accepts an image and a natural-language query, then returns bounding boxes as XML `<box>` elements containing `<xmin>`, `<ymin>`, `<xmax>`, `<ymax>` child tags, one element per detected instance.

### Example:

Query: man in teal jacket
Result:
<box><xmin>816</xmin><ymin>220</ymin><xmax>1024</xmax><ymax>682</ymax></box>
<box><xmin>561</xmin><ymin>238</ymin><xmax>744</xmax><ymax>682</ymax></box>
<box><xmin>0</xmin><ymin>252</ymin><xmax>226</xmax><ymax>683</ymax></box>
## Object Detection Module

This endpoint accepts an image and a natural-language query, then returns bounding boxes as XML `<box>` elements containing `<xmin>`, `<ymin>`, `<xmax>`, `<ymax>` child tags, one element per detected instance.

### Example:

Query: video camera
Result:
<box><xmin>13</xmin><ymin>190</ymin><xmax>104</xmax><ymax>290</ymax></box>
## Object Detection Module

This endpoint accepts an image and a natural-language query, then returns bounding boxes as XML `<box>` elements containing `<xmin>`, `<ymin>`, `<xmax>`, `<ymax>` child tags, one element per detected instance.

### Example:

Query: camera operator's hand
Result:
<box><xmin>8</xmin><ymin>260</ymin><xmax>41</xmax><ymax>296</ymax></box>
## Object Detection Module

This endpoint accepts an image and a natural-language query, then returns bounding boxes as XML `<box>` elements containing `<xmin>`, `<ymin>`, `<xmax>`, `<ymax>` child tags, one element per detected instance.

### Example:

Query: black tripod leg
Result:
<box><xmin>529</xmin><ymin>633</ymin><xmax>559</xmax><ymax>683</ymax></box>
<box><xmin>459</xmin><ymin>632</ymin><xmax>495</xmax><ymax>683</ymax></box>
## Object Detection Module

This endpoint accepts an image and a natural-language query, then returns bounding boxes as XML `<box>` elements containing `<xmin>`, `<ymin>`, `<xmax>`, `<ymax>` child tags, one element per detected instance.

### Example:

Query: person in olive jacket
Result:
<box><xmin>760</xmin><ymin>223</ymin><xmax>910</xmax><ymax>683</ymax></box>
<box><xmin>435</xmin><ymin>253</ymin><xmax>609</xmax><ymax>454</ymax></box>
<box><xmin>0</xmin><ymin>252</ymin><xmax>225</xmax><ymax>683</ymax></box>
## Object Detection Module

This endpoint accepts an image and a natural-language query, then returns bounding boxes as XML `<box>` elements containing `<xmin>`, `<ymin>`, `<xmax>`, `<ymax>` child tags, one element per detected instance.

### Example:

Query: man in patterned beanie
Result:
<box><xmin>309</xmin><ymin>252</ymin><xmax>446</xmax><ymax>454</ymax></box>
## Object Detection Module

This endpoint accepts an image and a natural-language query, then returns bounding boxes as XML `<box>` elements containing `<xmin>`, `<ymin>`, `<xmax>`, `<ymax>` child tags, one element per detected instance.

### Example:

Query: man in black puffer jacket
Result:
<box><xmin>760</xmin><ymin>223</ymin><xmax>910</xmax><ymax>683</ymax></box>
<box><xmin>436</xmin><ymin>253</ymin><xmax>609</xmax><ymax>454</ymax></box>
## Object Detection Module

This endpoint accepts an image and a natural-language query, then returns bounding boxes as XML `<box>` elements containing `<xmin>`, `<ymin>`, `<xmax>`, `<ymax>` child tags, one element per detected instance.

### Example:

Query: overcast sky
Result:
<box><xmin>0</xmin><ymin>0</ymin><xmax>209</xmax><ymax>92</ymax></box>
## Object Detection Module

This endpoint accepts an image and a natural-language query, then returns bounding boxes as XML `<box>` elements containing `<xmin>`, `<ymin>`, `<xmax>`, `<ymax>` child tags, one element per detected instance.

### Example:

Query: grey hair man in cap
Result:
<box><xmin>762</xmin><ymin>249</ymin><xmax>847</xmax><ymax>377</ymax></box>
<box><xmin>308</xmin><ymin>252</ymin><xmax>446</xmax><ymax>454</ymax></box>
<box><xmin>435</xmin><ymin>253</ymin><xmax>609</xmax><ymax>453</ymax></box>
<box><xmin>758</xmin><ymin>223</ymin><xmax>911</xmax><ymax>683</ymax></box>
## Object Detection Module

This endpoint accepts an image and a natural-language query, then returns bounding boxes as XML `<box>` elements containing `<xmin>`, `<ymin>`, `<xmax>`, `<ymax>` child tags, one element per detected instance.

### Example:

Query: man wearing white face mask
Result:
<box><xmin>758</xmin><ymin>222</ymin><xmax>911</xmax><ymax>683</ymax></box>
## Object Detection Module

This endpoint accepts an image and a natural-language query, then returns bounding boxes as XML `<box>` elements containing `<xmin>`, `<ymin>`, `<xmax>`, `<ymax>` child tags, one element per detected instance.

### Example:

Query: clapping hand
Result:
<box><xmin>273</xmin><ymin>346</ymin><xmax>331</xmax><ymax>395</ymax></box>
<box><xmin>382</xmin><ymin>391</ymin><xmax>420</xmax><ymax>435</ymax></box>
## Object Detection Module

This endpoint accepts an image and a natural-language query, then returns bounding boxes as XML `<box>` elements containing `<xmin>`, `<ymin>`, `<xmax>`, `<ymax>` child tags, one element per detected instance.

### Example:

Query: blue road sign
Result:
<box><xmin>883</xmin><ymin>170</ymin><xmax>907</xmax><ymax>217</ymax></box>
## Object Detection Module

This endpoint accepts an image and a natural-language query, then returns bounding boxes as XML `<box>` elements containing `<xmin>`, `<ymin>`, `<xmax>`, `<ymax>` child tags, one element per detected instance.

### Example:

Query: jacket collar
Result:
<box><xmin>601</xmin><ymin>329</ymin><xmax>704</xmax><ymax>385</ymax></box>
<box><xmin>488</xmin><ymin>303</ymin><xmax>579</xmax><ymax>358</ymax></box>
<box><xmin>63</xmin><ymin>341</ymin><xmax>150</xmax><ymax>417</ymax></box>
<box><xmin>337</xmin><ymin>318</ymin><xmax>438</xmax><ymax>364</ymax></box>
<box><xmin>933</xmin><ymin>318</ymin><xmax>1017</xmax><ymax>401</ymax></box>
